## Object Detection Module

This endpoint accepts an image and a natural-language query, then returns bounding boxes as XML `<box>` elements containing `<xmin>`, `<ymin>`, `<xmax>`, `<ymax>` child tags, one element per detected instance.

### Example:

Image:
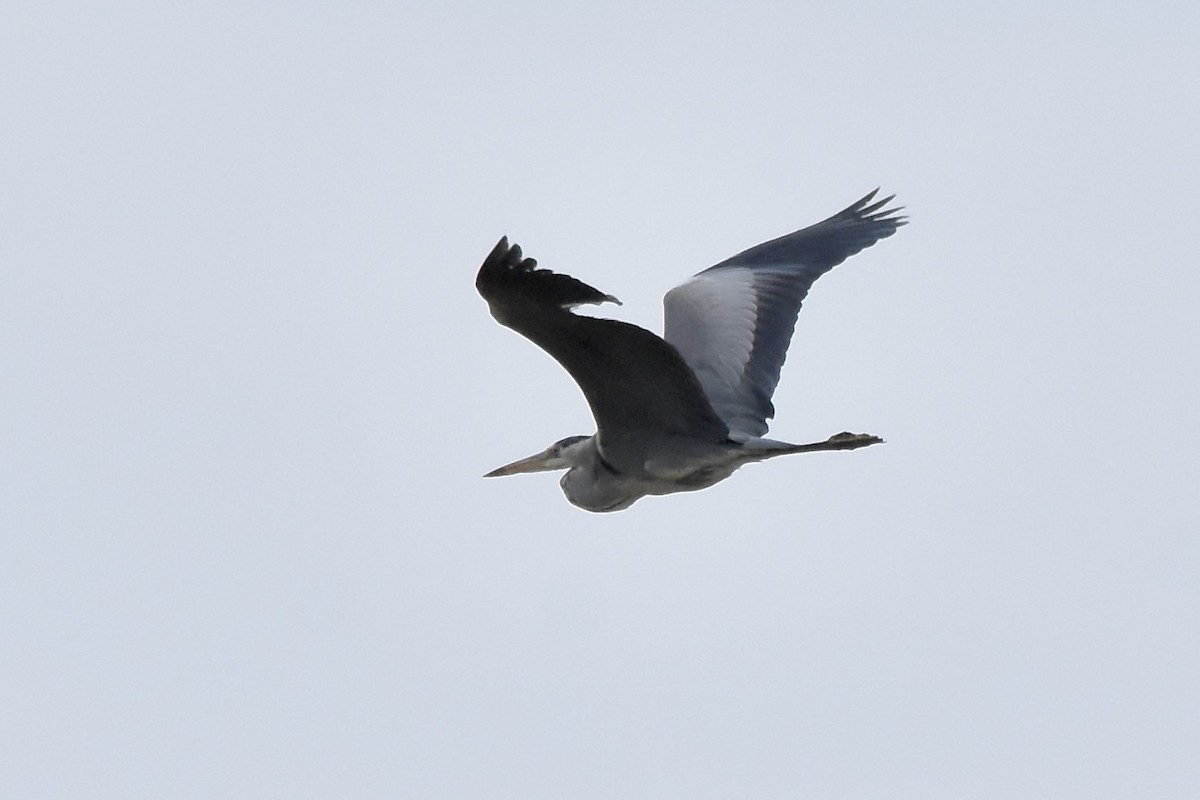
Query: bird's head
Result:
<box><xmin>483</xmin><ymin>435</ymin><xmax>593</xmax><ymax>477</ymax></box>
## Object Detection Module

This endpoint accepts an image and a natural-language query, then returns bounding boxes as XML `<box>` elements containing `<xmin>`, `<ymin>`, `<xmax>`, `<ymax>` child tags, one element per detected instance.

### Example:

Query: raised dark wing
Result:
<box><xmin>476</xmin><ymin>238</ymin><xmax>729</xmax><ymax>467</ymax></box>
<box><xmin>663</xmin><ymin>190</ymin><xmax>906</xmax><ymax>440</ymax></box>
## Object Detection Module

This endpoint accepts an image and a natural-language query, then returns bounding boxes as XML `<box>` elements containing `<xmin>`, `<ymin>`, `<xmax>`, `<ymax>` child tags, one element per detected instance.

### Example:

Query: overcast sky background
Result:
<box><xmin>4</xmin><ymin>2</ymin><xmax>1199</xmax><ymax>798</ymax></box>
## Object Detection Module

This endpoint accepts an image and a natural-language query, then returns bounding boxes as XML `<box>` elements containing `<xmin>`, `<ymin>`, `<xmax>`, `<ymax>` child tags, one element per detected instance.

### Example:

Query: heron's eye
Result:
<box><xmin>554</xmin><ymin>435</ymin><xmax>587</xmax><ymax>452</ymax></box>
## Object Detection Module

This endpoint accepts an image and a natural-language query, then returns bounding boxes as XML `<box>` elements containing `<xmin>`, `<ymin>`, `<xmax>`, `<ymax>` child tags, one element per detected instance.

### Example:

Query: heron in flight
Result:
<box><xmin>477</xmin><ymin>190</ymin><xmax>906</xmax><ymax>512</ymax></box>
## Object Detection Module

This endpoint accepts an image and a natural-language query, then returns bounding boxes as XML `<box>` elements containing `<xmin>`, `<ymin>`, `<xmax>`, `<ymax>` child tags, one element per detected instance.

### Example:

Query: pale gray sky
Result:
<box><xmin>3</xmin><ymin>2</ymin><xmax>1198</xmax><ymax>798</ymax></box>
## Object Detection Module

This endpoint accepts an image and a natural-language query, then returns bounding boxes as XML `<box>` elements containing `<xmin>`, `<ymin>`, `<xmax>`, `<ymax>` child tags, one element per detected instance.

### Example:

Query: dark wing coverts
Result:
<box><xmin>476</xmin><ymin>238</ymin><xmax>730</xmax><ymax>462</ymax></box>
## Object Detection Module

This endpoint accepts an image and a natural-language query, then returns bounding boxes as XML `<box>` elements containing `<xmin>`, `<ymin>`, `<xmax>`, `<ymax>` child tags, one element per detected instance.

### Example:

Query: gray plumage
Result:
<box><xmin>477</xmin><ymin>190</ymin><xmax>906</xmax><ymax>512</ymax></box>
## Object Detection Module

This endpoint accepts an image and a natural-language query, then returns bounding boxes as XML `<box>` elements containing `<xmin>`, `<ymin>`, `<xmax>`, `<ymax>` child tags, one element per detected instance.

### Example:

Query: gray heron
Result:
<box><xmin>477</xmin><ymin>189</ymin><xmax>906</xmax><ymax>512</ymax></box>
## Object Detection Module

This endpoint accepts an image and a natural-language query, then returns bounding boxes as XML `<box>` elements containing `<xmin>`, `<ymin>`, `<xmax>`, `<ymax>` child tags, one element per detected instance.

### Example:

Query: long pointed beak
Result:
<box><xmin>483</xmin><ymin>451</ymin><xmax>558</xmax><ymax>478</ymax></box>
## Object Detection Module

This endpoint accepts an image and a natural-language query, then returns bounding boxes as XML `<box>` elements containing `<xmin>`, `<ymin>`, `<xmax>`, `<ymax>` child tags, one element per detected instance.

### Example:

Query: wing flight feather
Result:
<box><xmin>663</xmin><ymin>190</ymin><xmax>906</xmax><ymax>439</ymax></box>
<box><xmin>476</xmin><ymin>238</ymin><xmax>730</xmax><ymax>467</ymax></box>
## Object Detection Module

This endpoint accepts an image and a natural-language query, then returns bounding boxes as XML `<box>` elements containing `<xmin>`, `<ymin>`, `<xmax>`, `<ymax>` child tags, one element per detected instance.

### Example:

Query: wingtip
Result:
<box><xmin>483</xmin><ymin>236</ymin><xmax>526</xmax><ymax>270</ymax></box>
<box><xmin>852</xmin><ymin>188</ymin><xmax>908</xmax><ymax>227</ymax></box>
<box><xmin>482</xmin><ymin>236</ymin><xmax>537</xmax><ymax>271</ymax></box>
<box><xmin>476</xmin><ymin>236</ymin><xmax>615</xmax><ymax>310</ymax></box>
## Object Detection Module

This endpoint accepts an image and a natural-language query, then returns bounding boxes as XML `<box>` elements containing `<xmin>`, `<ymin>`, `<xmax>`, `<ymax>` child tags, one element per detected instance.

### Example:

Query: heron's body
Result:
<box><xmin>477</xmin><ymin>190</ymin><xmax>906</xmax><ymax>512</ymax></box>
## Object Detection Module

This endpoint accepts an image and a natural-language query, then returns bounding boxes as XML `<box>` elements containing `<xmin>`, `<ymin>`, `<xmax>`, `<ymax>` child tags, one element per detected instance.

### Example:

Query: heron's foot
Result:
<box><xmin>825</xmin><ymin>431</ymin><xmax>884</xmax><ymax>450</ymax></box>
